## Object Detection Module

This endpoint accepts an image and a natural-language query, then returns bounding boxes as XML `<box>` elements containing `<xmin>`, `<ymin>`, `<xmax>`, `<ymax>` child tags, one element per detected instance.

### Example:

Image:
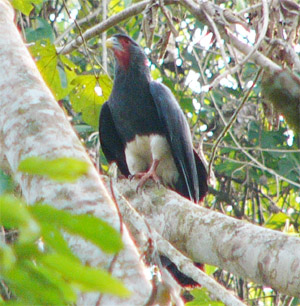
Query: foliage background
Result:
<box><xmin>2</xmin><ymin>0</ymin><xmax>300</xmax><ymax>304</ymax></box>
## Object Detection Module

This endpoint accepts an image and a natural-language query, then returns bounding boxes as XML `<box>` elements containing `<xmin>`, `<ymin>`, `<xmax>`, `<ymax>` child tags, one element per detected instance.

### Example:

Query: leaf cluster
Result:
<box><xmin>0</xmin><ymin>157</ymin><xmax>129</xmax><ymax>304</ymax></box>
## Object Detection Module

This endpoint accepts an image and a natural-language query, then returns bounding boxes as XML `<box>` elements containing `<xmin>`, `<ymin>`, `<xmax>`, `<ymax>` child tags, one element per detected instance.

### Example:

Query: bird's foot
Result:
<box><xmin>136</xmin><ymin>171</ymin><xmax>161</xmax><ymax>192</ymax></box>
<box><xmin>133</xmin><ymin>159</ymin><xmax>161</xmax><ymax>192</ymax></box>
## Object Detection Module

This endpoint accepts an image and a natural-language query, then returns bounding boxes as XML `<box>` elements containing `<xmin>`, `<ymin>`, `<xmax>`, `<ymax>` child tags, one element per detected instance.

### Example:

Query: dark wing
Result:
<box><xmin>150</xmin><ymin>81</ymin><xmax>208</xmax><ymax>202</ymax></box>
<box><xmin>99</xmin><ymin>102</ymin><xmax>130</xmax><ymax>177</ymax></box>
<box><xmin>193</xmin><ymin>150</ymin><xmax>208</xmax><ymax>201</ymax></box>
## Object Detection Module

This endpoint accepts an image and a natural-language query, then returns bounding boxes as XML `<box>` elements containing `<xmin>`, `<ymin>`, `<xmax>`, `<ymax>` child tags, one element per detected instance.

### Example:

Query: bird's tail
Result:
<box><xmin>173</xmin><ymin>150</ymin><xmax>208</xmax><ymax>203</ymax></box>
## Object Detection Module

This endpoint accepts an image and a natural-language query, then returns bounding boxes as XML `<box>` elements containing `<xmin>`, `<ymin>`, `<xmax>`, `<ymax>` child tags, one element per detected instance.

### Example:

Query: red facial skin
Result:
<box><xmin>113</xmin><ymin>37</ymin><xmax>131</xmax><ymax>69</ymax></box>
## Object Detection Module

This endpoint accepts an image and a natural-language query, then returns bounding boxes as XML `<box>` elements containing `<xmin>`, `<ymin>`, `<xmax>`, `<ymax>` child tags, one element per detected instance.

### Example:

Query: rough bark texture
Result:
<box><xmin>113</xmin><ymin>178</ymin><xmax>300</xmax><ymax>298</ymax></box>
<box><xmin>0</xmin><ymin>1</ymin><xmax>152</xmax><ymax>304</ymax></box>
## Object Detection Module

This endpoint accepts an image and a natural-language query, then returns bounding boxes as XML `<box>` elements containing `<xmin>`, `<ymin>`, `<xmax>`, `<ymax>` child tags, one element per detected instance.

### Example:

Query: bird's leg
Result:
<box><xmin>136</xmin><ymin>159</ymin><xmax>161</xmax><ymax>191</ymax></box>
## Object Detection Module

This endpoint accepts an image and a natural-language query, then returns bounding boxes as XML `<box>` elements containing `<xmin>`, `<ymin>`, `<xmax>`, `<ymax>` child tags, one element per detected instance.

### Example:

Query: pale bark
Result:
<box><xmin>113</xmin><ymin>178</ymin><xmax>300</xmax><ymax>298</ymax></box>
<box><xmin>113</xmin><ymin>185</ymin><xmax>247</xmax><ymax>306</ymax></box>
<box><xmin>0</xmin><ymin>1</ymin><xmax>152</xmax><ymax>305</ymax></box>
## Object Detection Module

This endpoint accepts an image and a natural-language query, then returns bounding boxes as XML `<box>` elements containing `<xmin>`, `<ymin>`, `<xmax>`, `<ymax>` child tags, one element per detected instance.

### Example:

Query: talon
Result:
<box><xmin>134</xmin><ymin>159</ymin><xmax>161</xmax><ymax>192</ymax></box>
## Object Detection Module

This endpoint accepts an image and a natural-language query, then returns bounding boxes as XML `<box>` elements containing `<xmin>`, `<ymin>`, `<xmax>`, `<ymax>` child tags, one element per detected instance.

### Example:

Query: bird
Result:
<box><xmin>99</xmin><ymin>33</ymin><xmax>208</xmax><ymax>203</ymax></box>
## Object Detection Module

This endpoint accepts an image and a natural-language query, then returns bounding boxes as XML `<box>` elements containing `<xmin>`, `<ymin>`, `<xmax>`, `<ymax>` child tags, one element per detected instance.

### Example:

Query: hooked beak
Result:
<box><xmin>106</xmin><ymin>37</ymin><xmax>123</xmax><ymax>51</ymax></box>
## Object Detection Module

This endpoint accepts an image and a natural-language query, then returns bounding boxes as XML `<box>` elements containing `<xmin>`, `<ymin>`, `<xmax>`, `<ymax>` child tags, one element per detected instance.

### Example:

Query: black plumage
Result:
<box><xmin>99</xmin><ymin>34</ymin><xmax>208</xmax><ymax>203</ymax></box>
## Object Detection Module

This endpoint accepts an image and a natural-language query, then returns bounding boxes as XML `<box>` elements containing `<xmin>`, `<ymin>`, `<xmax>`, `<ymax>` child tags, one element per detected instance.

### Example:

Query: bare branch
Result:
<box><xmin>208</xmin><ymin>69</ymin><xmax>262</xmax><ymax>179</ymax></box>
<box><xmin>54</xmin><ymin>6</ymin><xmax>102</xmax><ymax>45</ymax></box>
<box><xmin>58</xmin><ymin>0</ymin><xmax>178</xmax><ymax>54</ymax></box>
<box><xmin>209</xmin><ymin>89</ymin><xmax>300</xmax><ymax>189</ymax></box>
<box><xmin>116</xmin><ymin>190</ymin><xmax>247</xmax><ymax>306</ymax></box>
<box><xmin>207</xmin><ymin>0</ymin><xmax>269</xmax><ymax>89</ymax></box>
<box><xmin>102</xmin><ymin>0</ymin><xmax>108</xmax><ymax>71</ymax></box>
<box><xmin>180</xmin><ymin>0</ymin><xmax>281</xmax><ymax>73</ymax></box>
<box><xmin>113</xmin><ymin>178</ymin><xmax>300</xmax><ymax>298</ymax></box>
<box><xmin>202</xmin><ymin>6</ymin><xmax>230</xmax><ymax>70</ymax></box>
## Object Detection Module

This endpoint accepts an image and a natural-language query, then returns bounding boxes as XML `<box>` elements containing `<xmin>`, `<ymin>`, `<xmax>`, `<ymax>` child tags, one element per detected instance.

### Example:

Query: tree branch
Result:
<box><xmin>113</xmin><ymin>178</ymin><xmax>300</xmax><ymax>298</ymax></box>
<box><xmin>54</xmin><ymin>5</ymin><xmax>102</xmax><ymax>45</ymax></box>
<box><xmin>179</xmin><ymin>0</ymin><xmax>281</xmax><ymax>73</ymax></box>
<box><xmin>58</xmin><ymin>0</ymin><xmax>178</xmax><ymax>54</ymax></box>
<box><xmin>0</xmin><ymin>2</ymin><xmax>152</xmax><ymax>304</ymax></box>
<box><xmin>115</xmin><ymin>189</ymin><xmax>247</xmax><ymax>306</ymax></box>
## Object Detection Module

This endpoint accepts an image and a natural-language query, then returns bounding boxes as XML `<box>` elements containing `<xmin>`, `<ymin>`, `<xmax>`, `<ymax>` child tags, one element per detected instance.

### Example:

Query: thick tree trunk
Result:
<box><xmin>0</xmin><ymin>1</ymin><xmax>152</xmax><ymax>305</ymax></box>
<box><xmin>114</xmin><ymin>178</ymin><xmax>300</xmax><ymax>298</ymax></box>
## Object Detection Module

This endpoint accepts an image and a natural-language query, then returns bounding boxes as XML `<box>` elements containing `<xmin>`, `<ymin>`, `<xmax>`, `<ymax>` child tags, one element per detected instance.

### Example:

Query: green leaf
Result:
<box><xmin>42</xmin><ymin>253</ymin><xmax>131</xmax><ymax>297</ymax></box>
<box><xmin>40</xmin><ymin>223</ymin><xmax>80</xmax><ymax>262</ymax></box>
<box><xmin>82</xmin><ymin>103</ymin><xmax>102</xmax><ymax>128</ymax></box>
<box><xmin>11</xmin><ymin>0</ymin><xmax>44</xmax><ymax>15</ymax></box>
<box><xmin>0</xmin><ymin>243</ymin><xmax>16</xmax><ymax>272</ymax></box>
<box><xmin>205</xmin><ymin>264</ymin><xmax>218</xmax><ymax>276</ymax></box>
<box><xmin>215</xmin><ymin>161</ymin><xmax>244</xmax><ymax>176</ymax></box>
<box><xmin>70</xmin><ymin>75</ymin><xmax>112</xmax><ymax>128</ymax></box>
<box><xmin>0</xmin><ymin>170</ymin><xmax>14</xmax><ymax>195</ymax></box>
<box><xmin>291</xmin><ymin>298</ymin><xmax>300</xmax><ymax>306</ymax></box>
<box><xmin>29</xmin><ymin>204</ymin><xmax>123</xmax><ymax>253</ymax></box>
<box><xmin>109</xmin><ymin>0</ymin><xmax>125</xmax><ymax>14</ymax></box>
<box><xmin>0</xmin><ymin>195</ymin><xmax>40</xmax><ymax>243</ymax></box>
<box><xmin>265</xmin><ymin>212</ymin><xmax>289</xmax><ymax>230</ymax></box>
<box><xmin>25</xmin><ymin>17</ymin><xmax>55</xmax><ymax>43</ymax></box>
<box><xmin>14</xmin><ymin>243</ymin><xmax>42</xmax><ymax>260</ymax></box>
<box><xmin>18</xmin><ymin>156</ymin><xmax>89</xmax><ymax>182</ymax></box>
<box><xmin>180</xmin><ymin>97</ymin><xmax>194</xmax><ymax>113</ymax></box>
<box><xmin>5</xmin><ymin>261</ymin><xmax>73</xmax><ymax>305</ymax></box>
<box><xmin>29</xmin><ymin>40</ymin><xmax>76</xmax><ymax>100</ymax></box>
<box><xmin>27</xmin><ymin>262</ymin><xmax>77</xmax><ymax>303</ymax></box>
<box><xmin>186</xmin><ymin>288</ymin><xmax>224</xmax><ymax>306</ymax></box>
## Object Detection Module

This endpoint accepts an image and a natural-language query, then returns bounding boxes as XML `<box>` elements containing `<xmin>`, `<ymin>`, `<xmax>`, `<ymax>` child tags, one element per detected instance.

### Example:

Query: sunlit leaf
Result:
<box><xmin>205</xmin><ymin>264</ymin><xmax>218</xmax><ymax>276</ymax></box>
<box><xmin>11</xmin><ymin>0</ymin><xmax>44</xmax><ymax>15</ymax></box>
<box><xmin>0</xmin><ymin>195</ymin><xmax>40</xmax><ymax>243</ymax></box>
<box><xmin>5</xmin><ymin>261</ymin><xmax>72</xmax><ymax>304</ymax></box>
<box><xmin>30</xmin><ymin>40</ymin><xmax>76</xmax><ymax>100</ymax></box>
<box><xmin>29</xmin><ymin>204</ymin><xmax>123</xmax><ymax>253</ymax></box>
<box><xmin>0</xmin><ymin>244</ymin><xmax>16</xmax><ymax>272</ymax></box>
<box><xmin>186</xmin><ymin>288</ymin><xmax>224</xmax><ymax>306</ymax></box>
<box><xmin>70</xmin><ymin>75</ymin><xmax>112</xmax><ymax>128</ymax></box>
<box><xmin>40</xmin><ymin>223</ymin><xmax>80</xmax><ymax>262</ymax></box>
<box><xmin>41</xmin><ymin>254</ymin><xmax>130</xmax><ymax>297</ymax></box>
<box><xmin>215</xmin><ymin>161</ymin><xmax>244</xmax><ymax>176</ymax></box>
<box><xmin>265</xmin><ymin>213</ymin><xmax>290</xmax><ymax>230</ymax></box>
<box><xmin>18</xmin><ymin>156</ymin><xmax>89</xmax><ymax>182</ymax></box>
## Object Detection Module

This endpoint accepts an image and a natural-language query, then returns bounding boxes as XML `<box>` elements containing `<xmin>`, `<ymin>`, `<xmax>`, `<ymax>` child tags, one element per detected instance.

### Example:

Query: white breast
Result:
<box><xmin>125</xmin><ymin>134</ymin><xmax>179</xmax><ymax>186</ymax></box>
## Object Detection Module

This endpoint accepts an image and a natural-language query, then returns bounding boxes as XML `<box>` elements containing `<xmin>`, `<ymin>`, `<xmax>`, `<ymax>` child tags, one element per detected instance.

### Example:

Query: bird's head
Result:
<box><xmin>106</xmin><ymin>34</ymin><xmax>149</xmax><ymax>71</ymax></box>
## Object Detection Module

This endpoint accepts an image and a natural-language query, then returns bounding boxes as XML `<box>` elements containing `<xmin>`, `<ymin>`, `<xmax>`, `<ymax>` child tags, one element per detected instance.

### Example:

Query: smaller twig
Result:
<box><xmin>203</xmin><ymin>8</ymin><xmax>230</xmax><ymax>70</ymax></box>
<box><xmin>266</xmin><ymin>38</ymin><xmax>300</xmax><ymax>73</ymax></box>
<box><xmin>237</xmin><ymin>3</ymin><xmax>262</xmax><ymax>16</ymax></box>
<box><xmin>61</xmin><ymin>0</ymin><xmax>109</xmax><ymax>87</ymax></box>
<box><xmin>57</xmin><ymin>0</ymin><xmax>154</xmax><ymax>54</ymax></box>
<box><xmin>207</xmin><ymin>0</ymin><xmax>269</xmax><ymax>89</ymax></box>
<box><xmin>208</xmin><ymin>68</ymin><xmax>262</xmax><ymax>180</ymax></box>
<box><xmin>203</xmin><ymin>142</ymin><xmax>300</xmax><ymax>153</ymax></box>
<box><xmin>18</xmin><ymin>11</ymin><xmax>26</xmax><ymax>39</ymax></box>
<box><xmin>231</xmin><ymin>128</ymin><xmax>300</xmax><ymax>189</ymax></box>
<box><xmin>55</xmin><ymin>6</ymin><xmax>102</xmax><ymax>45</ymax></box>
<box><xmin>102</xmin><ymin>0</ymin><xmax>108</xmax><ymax>72</ymax></box>
<box><xmin>159</xmin><ymin>2</ymin><xmax>179</xmax><ymax>37</ymax></box>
